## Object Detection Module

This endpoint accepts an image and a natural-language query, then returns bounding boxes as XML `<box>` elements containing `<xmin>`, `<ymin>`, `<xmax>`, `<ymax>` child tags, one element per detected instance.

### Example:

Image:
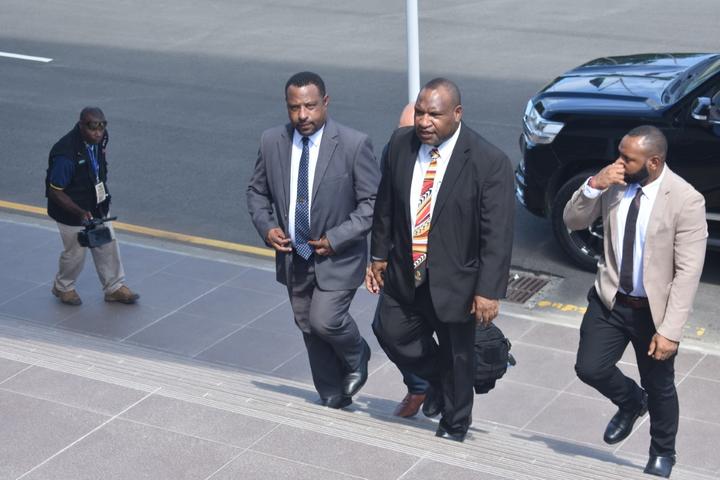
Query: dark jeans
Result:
<box><xmin>575</xmin><ymin>288</ymin><xmax>678</xmax><ymax>456</ymax></box>
<box><xmin>372</xmin><ymin>301</ymin><xmax>430</xmax><ymax>395</ymax></box>
<box><xmin>372</xmin><ymin>282</ymin><xmax>475</xmax><ymax>433</ymax></box>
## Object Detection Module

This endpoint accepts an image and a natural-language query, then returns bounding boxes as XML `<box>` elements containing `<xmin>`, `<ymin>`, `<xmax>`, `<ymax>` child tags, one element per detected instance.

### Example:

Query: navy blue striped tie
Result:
<box><xmin>295</xmin><ymin>137</ymin><xmax>313</xmax><ymax>259</ymax></box>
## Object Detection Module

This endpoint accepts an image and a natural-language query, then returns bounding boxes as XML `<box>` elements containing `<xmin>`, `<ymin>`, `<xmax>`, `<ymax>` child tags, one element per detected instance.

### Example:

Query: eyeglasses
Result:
<box><xmin>83</xmin><ymin>121</ymin><xmax>107</xmax><ymax>131</ymax></box>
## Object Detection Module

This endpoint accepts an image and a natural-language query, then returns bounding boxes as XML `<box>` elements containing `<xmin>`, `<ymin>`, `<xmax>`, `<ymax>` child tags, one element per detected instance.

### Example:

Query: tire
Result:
<box><xmin>550</xmin><ymin>171</ymin><xmax>603</xmax><ymax>272</ymax></box>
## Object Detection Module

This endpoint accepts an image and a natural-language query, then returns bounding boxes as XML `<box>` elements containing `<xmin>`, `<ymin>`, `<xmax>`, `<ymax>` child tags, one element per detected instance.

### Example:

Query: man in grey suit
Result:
<box><xmin>564</xmin><ymin>126</ymin><xmax>707</xmax><ymax>478</ymax></box>
<box><xmin>247</xmin><ymin>72</ymin><xmax>380</xmax><ymax>409</ymax></box>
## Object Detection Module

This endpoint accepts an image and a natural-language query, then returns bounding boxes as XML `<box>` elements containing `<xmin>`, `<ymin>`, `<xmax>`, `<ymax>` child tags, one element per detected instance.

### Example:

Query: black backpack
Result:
<box><xmin>474</xmin><ymin>323</ymin><xmax>515</xmax><ymax>394</ymax></box>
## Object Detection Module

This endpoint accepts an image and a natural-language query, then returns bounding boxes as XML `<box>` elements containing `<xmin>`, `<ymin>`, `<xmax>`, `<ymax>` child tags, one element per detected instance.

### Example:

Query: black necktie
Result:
<box><xmin>295</xmin><ymin>137</ymin><xmax>313</xmax><ymax>260</ymax></box>
<box><xmin>619</xmin><ymin>186</ymin><xmax>643</xmax><ymax>294</ymax></box>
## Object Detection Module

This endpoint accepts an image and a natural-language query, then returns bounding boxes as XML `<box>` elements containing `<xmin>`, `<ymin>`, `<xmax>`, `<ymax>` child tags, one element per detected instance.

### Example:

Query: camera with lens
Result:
<box><xmin>77</xmin><ymin>216</ymin><xmax>116</xmax><ymax>248</ymax></box>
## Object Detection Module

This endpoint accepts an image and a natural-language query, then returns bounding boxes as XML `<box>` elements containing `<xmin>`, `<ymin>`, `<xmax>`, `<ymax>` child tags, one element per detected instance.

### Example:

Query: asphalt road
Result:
<box><xmin>1</xmin><ymin>1</ymin><xmax>718</xmax><ymax>336</ymax></box>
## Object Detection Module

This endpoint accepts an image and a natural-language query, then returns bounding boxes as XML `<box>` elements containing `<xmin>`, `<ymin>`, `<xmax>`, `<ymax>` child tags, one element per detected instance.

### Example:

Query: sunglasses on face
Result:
<box><xmin>83</xmin><ymin>120</ymin><xmax>107</xmax><ymax>131</ymax></box>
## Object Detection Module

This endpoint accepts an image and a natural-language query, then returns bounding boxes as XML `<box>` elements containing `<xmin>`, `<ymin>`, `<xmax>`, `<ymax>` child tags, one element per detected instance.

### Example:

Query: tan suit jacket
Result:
<box><xmin>563</xmin><ymin>167</ymin><xmax>707</xmax><ymax>342</ymax></box>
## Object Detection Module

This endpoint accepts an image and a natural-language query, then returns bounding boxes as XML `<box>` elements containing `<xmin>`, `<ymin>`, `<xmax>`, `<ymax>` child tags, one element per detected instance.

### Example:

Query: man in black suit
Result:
<box><xmin>370</xmin><ymin>78</ymin><xmax>515</xmax><ymax>441</ymax></box>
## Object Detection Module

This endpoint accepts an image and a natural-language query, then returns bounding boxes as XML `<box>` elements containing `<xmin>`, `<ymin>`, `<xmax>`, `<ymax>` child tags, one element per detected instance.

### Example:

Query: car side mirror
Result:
<box><xmin>691</xmin><ymin>97</ymin><xmax>712</xmax><ymax>121</ymax></box>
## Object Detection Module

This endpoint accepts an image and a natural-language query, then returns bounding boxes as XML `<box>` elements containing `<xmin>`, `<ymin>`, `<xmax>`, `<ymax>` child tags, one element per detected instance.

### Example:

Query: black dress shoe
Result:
<box><xmin>342</xmin><ymin>341</ymin><xmax>371</xmax><ymax>397</ymax></box>
<box><xmin>643</xmin><ymin>454</ymin><xmax>675</xmax><ymax>478</ymax></box>
<box><xmin>422</xmin><ymin>385</ymin><xmax>443</xmax><ymax>418</ymax></box>
<box><xmin>603</xmin><ymin>390</ymin><xmax>648</xmax><ymax>444</ymax></box>
<box><xmin>435</xmin><ymin>425</ymin><xmax>467</xmax><ymax>442</ymax></box>
<box><xmin>323</xmin><ymin>395</ymin><xmax>352</xmax><ymax>409</ymax></box>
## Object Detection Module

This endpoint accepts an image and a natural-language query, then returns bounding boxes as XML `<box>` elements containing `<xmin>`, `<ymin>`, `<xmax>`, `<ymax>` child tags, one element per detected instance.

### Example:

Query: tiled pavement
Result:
<box><xmin>0</xmin><ymin>213</ymin><xmax>719</xmax><ymax>479</ymax></box>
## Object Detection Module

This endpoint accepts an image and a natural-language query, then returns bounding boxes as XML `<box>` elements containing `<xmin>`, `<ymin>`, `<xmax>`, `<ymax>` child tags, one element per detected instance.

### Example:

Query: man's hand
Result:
<box><xmin>471</xmin><ymin>296</ymin><xmax>499</xmax><ymax>326</ymax></box>
<box><xmin>266</xmin><ymin>227</ymin><xmax>292</xmax><ymax>253</ymax></box>
<box><xmin>648</xmin><ymin>333</ymin><xmax>678</xmax><ymax>361</ymax></box>
<box><xmin>370</xmin><ymin>260</ymin><xmax>388</xmax><ymax>290</ymax></box>
<box><xmin>365</xmin><ymin>266</ymin><xmax>380</xmax><ymax>294</ymax></box>
<box><xmin>308</xmin><ymin>235</ymin><xmax>334</xmax><ymax>256</ymax></box>
<box><xmin>590</xmin><ymin>160</ymin><xmax>626</xmax><ymax>190</ymax></box>
<box><xmin>81</xmin><ymin>211</ymin><xmax>93</xmax><ymax>223</ymax></box>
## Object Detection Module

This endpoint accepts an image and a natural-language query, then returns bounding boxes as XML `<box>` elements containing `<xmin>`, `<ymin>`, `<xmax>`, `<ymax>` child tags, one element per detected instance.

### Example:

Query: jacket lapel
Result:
<box><xmin>429</xmin><ymin>127</ymin><xmax>470</xmax><ymax>228</ymax></box>
<box><xmin>312</xmin><ymin>119</ymin><xmax>338</xmax><ymax>200</ymax></box>
<box><xmin>607</xmin><ymin>185</ymin><xmax>625</xmax><ymax>258</ymax></box>
<box><xmin>644</xmin><ymin>167</ymin><xmax>673</xmax><ymax>253</ymax></box>
<box><xmin>277</xmin><ymin>124</ymin><xmax>293</xmax><ymax>216</ymax></box>
<box><xmin>401</xmin><ymin>134</ymin><xmax>422</xmax><ymax>229</ymax></box>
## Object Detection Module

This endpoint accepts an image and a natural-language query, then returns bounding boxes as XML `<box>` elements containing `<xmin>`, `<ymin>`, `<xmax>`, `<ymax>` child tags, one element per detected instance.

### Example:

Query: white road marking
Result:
<box><xmin>0</xmin><ymin>50</ymin><xmax>52</xmax><ymax>63</ymax></box>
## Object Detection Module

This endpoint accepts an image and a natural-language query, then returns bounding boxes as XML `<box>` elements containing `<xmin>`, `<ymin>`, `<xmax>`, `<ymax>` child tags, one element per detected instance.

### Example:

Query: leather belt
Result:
<box><xmin>615</xmin><ymin>292</ymin><xmax>650</xmax><ymax>309</ymax></box>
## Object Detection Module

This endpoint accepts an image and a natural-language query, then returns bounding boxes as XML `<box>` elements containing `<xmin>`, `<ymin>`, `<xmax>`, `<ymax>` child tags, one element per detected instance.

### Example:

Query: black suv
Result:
<box><xmin>515</xmin><ymin>53</ymin><xmax>720</xmax><ymax>271</ymax></box>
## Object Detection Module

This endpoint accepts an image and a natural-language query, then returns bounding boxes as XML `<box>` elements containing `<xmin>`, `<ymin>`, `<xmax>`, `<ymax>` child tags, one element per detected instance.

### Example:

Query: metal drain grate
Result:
<box><xmin>505</xmin><ymin>271</ymin><xmax>550</xmax><ymax>304</ymax></box>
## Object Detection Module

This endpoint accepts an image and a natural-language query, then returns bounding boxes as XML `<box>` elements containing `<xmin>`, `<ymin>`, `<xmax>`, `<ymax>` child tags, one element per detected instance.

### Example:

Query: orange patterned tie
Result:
<box><xmin>412</xmin><ymin>148</ymin><xmax>440</xmax><ymax>286</ymax></box>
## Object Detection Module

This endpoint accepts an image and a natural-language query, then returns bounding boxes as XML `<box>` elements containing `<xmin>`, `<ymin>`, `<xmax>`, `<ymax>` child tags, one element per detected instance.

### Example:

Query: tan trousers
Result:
<box><xmin>54</xmin><ymin>222</ymin><xmax>125</xmax><ymax>294</ymax></box>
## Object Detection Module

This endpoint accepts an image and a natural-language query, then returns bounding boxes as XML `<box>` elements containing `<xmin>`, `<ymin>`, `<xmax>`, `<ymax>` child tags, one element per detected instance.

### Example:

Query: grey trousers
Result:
<box><xmin>54</xmin><ymin>222</ymin><xmax>125</xmax><ymax>294</ymax></box>
<box><xmin>288</xmin><ymin>254</ymin><xmax>366</xmax><ymax>399</ymax></box>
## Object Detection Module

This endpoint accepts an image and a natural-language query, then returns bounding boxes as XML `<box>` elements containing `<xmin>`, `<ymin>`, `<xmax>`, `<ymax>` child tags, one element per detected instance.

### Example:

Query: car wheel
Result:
<box><xmin>551</xmin><ymin>171</ymin><xmax>603</xmax><ymax>272</ymax></box>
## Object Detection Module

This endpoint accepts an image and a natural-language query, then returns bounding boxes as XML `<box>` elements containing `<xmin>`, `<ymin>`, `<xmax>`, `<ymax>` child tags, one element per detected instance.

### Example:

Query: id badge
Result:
<box><xmin>95</xmin><ymin>182</ymin><xmax>107</xmax><ymax>204</ymax></box>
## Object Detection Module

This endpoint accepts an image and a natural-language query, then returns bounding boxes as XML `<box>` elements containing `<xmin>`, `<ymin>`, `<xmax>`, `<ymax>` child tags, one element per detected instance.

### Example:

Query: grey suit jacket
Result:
<box><xmin>247</xmin><ymin>118</ymin><xmax>380</xmax><ymax>291</ymax></box>
<box><xmin>563</xmin><ymin>167</ymin><xmax>707</xmax><ymax>341</ymax></box>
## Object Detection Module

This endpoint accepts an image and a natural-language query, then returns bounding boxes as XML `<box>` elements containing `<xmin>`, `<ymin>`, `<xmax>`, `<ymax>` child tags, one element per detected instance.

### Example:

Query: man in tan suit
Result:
<box><xmin>564</xmin><ymin>125</ymin><xmax>707</xmax><ymax>478</ymax></box>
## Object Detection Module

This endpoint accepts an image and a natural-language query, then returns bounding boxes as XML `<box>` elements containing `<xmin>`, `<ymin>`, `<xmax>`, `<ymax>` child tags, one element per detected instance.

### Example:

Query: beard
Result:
<box><xmin>624</xmin><ymin>163</ymin><xmax>650</xmax><ymax>185</ymax></box>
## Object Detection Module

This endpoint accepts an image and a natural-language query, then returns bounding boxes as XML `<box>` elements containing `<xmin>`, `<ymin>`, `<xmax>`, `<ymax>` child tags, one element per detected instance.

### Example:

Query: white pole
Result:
<box><xmin>406</xmin><ymin>0</ymin><xmax>420</xmax><ymax>103</ymax></box>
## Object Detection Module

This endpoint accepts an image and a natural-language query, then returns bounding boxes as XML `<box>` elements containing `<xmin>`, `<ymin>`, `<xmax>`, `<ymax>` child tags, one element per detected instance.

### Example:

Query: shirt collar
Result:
<box><xmin>420</xmin><ymin>123</ymin><xmax>462</xmax><ymax>160</ymax></box>
<box><xmin>635</xmin><ymin>164</ymin><xmax>666</xmax><ymax>201</ymax></box>
<box><xmin>293</xmin><ymin>124</ymin><xmax>325</xmax><ymax>148</ymax></box>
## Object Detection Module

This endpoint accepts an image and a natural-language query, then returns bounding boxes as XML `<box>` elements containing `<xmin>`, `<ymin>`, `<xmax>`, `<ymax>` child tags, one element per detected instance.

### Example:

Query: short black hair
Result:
<box><xmin>285</xmin><ymin>71</ymin><xmax>326</xmax><ymax>98</ymax></box>
<box><xmin>79</xmin><ymin>106</ymin><xmax>104</xmax><ymax>121</ymax></box>
<box><xmin>422</xmin><ymin>77</ymin><xmax>461</xmax><ymax>107</ymax></box>
<box><xmin>626</xmin><ymin>125</ymin><xmax>667</xmax><ymax>160</ymax></box>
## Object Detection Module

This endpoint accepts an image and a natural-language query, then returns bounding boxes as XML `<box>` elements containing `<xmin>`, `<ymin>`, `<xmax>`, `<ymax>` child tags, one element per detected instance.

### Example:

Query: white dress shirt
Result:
<box><xmin>288</xmin><ymin>125</ymin><xmax>324</xmax><ymax>245</ymax></box>
<box><xmin>583</xmin><ymin>165</ymin><xmax>666</xmax><ymax>296</ymax></box>
<box><xmin>409</xmin><ymin>124</ymin><xmax>462</xmax><ymax>234</ymax></box>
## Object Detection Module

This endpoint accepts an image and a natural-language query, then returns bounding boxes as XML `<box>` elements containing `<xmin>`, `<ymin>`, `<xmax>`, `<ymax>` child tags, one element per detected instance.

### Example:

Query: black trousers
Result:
<box><xmin>288</xmin><ymin>255</ymin><xmax>366</xmax><ymax>400</ymax></box>
<box><xmin>372</xmin><ymin>281</ymin><xmax>476</xmax><ymax>433</ymax></box>
<box><xmin>575</xmin><ymin>288</ymin><xmax>678</xmax><ymax>456</ymax></box>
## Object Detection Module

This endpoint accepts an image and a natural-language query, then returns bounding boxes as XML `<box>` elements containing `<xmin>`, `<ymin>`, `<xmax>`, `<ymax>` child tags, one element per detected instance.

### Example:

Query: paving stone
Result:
<box><xmin>493</xmin><ymin>314</ymin><xmax>536</xmax><ymax>342</ymax></box>
<box><xmin>124</xmin><ymin>310</ymin><xmax>241</xmax><ymax>357</ymax></box>
<box><xmin>619</xmin><ymin>415</ymin><xmax>720</xmax><ymax>472</ymax></box>
<box><xmin>245</xmin><ymin>301</ymin><xmax>301</xmax><ymax>336</ymax></box>
<box><xmin>0</xmin><ymin>284</ymin><xmax>84</xmax><ymax>326</ymax></box>
<box><xmin>504</xmin><ymin>342</ymin><xmax>577</xmax><ymax>390</ymax></box>
<box><xmin>180</xmin><ymin>285</ymin><xmax>286</xmax><ymax>326</ymax></box>
<box><xmin>252</xmin><ymin>424</ymin><xmax>419</xmax><ymax>480</ymax></box>
<box><xmin>57</xmin><ymin>301</ymin><xmax>170</xmax><ymax>340</ymax></box>
<box><xmin>0</xmin><ymin>357</ymin><xmax>30</xmax><ymax>383</ymax></box>
<box><xmin>225</xmin><ymin>268</ymin><xmax>286</xmax><ymax>297</ymax></box>
<box><xmin>0</xmin><ymin>274</ymin><xmax>42</xmax><ymax>305</ymax></box>
<box><xmin>0</xmin><ymin>389</ymin><xmax>107</xmax><ymax>479</ymax></box>
<box><xmin>0</xmin><ymin>366</ymin><xmax>147</xmax><ymax>415</ymax></box>
<box><xmin>523</xmin><ymin>392</ymin><xmax>617</xmax><ymax>448</ymax></box>
<box><xmin>472</xmin><ymin>380</ymin><xmax>560</xmax><ymax>428</ymax></box>
<box><xmin>159</xmin><ymin>255</ymin><xmax>248</xmax><ymax>284</ymax></box>
<box><xmin>688</xmin><ymin>354</ymin><xmax>720</xmax><ymax>381</ymax></box>
<box><xmin>196</xmin><ymin>326</ymin><xmax>305</xmax><ymax>372</ymax></box>
<box><xmin>516</xmin><ymin>322</ymin><xmax>580</xmax><ymax>353</ymax></box>
<box><xmin>0</xmin><ymin>242</ymin><xmax>62</xmax><ymax>283</ymax></box>
<box><xmin>404</xmin><ymin>458</ymin><xmax>512</xmax><ymax>480</ymax></box>
<box><xmin>210</xmin><ymin>450</ymin><xmax>358</xmax><ymax>480</ymax></box>
<box><xmin>121</xmin><ymin>394</ymin><xmax>277</xmax><ymax>448</ymax></box>
<box><xmin>677</xmin><ymin>376</ymin><xmax>720</xmax><ymax>424</ymax></box>
<box><xmin>117</xmin><ymin>244</ymin><xmax>183</xmax><ymax>281</ymax></box>
<box><xmin>21</xmin><ymin>418</ymin><xmax>239</xmax><ymax>480</ymax></box>
<box><xmin>130</xmin><ymin>271</ymin><xmax>217</xmax><ymax>310</ymax></box>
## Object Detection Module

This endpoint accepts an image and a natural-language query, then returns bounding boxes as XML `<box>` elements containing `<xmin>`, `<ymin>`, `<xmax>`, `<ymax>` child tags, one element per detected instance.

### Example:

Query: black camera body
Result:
<box><xmin>77</xmin><ymin>217</ymin><xmax>116</xmax><ymax>248</ymax></box>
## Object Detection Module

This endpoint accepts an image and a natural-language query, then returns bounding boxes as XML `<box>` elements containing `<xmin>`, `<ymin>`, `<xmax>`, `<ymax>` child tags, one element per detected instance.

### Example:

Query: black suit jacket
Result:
<box><xmin>371</xmin><ymin>124</ymin><xmax>515</xmax><ymax>323</ymax></box>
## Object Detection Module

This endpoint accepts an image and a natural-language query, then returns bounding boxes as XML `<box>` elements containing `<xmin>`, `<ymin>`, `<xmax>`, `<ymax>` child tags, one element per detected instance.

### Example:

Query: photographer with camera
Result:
<box><xmin>45</xmin><ymin>107</ymin><xmax>139</xmax><ymax>306</ymax></box>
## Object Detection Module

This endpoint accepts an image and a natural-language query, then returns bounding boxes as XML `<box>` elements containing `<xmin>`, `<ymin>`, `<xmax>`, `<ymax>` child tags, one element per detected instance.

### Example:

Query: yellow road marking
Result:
<box><xmin>536</xmin><ymin>300</ymin><xmax>587</xmax><ymax>315</ymax></box>
<box><xmin>0</xmin><ymin>199</ymin><xmax>274</xmax><ymax>258</ymax></box>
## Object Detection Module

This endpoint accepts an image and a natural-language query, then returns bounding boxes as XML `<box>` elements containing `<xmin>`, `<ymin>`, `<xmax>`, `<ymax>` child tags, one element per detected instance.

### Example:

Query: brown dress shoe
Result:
<box><xmin>104</xmin><ymin>285</ymin><xmax>140</xmax><ymax>304</ymax></box>
<box><xmin>393</xmin><ymin>392</ymin><xmax>426</xmax><ymax>418</ymax></box>
<box><xmin>52</xmin><ymin>286</ymin><xmax>82</xmax><ymax>306</ymax></box>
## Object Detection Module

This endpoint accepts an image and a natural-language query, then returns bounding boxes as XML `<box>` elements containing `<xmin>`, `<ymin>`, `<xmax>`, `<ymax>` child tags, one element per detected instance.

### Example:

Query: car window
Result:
<box><xmin>668</xmin><ymin>57</ymin><xmax>720</xmax><ymax>102</ymax></box>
